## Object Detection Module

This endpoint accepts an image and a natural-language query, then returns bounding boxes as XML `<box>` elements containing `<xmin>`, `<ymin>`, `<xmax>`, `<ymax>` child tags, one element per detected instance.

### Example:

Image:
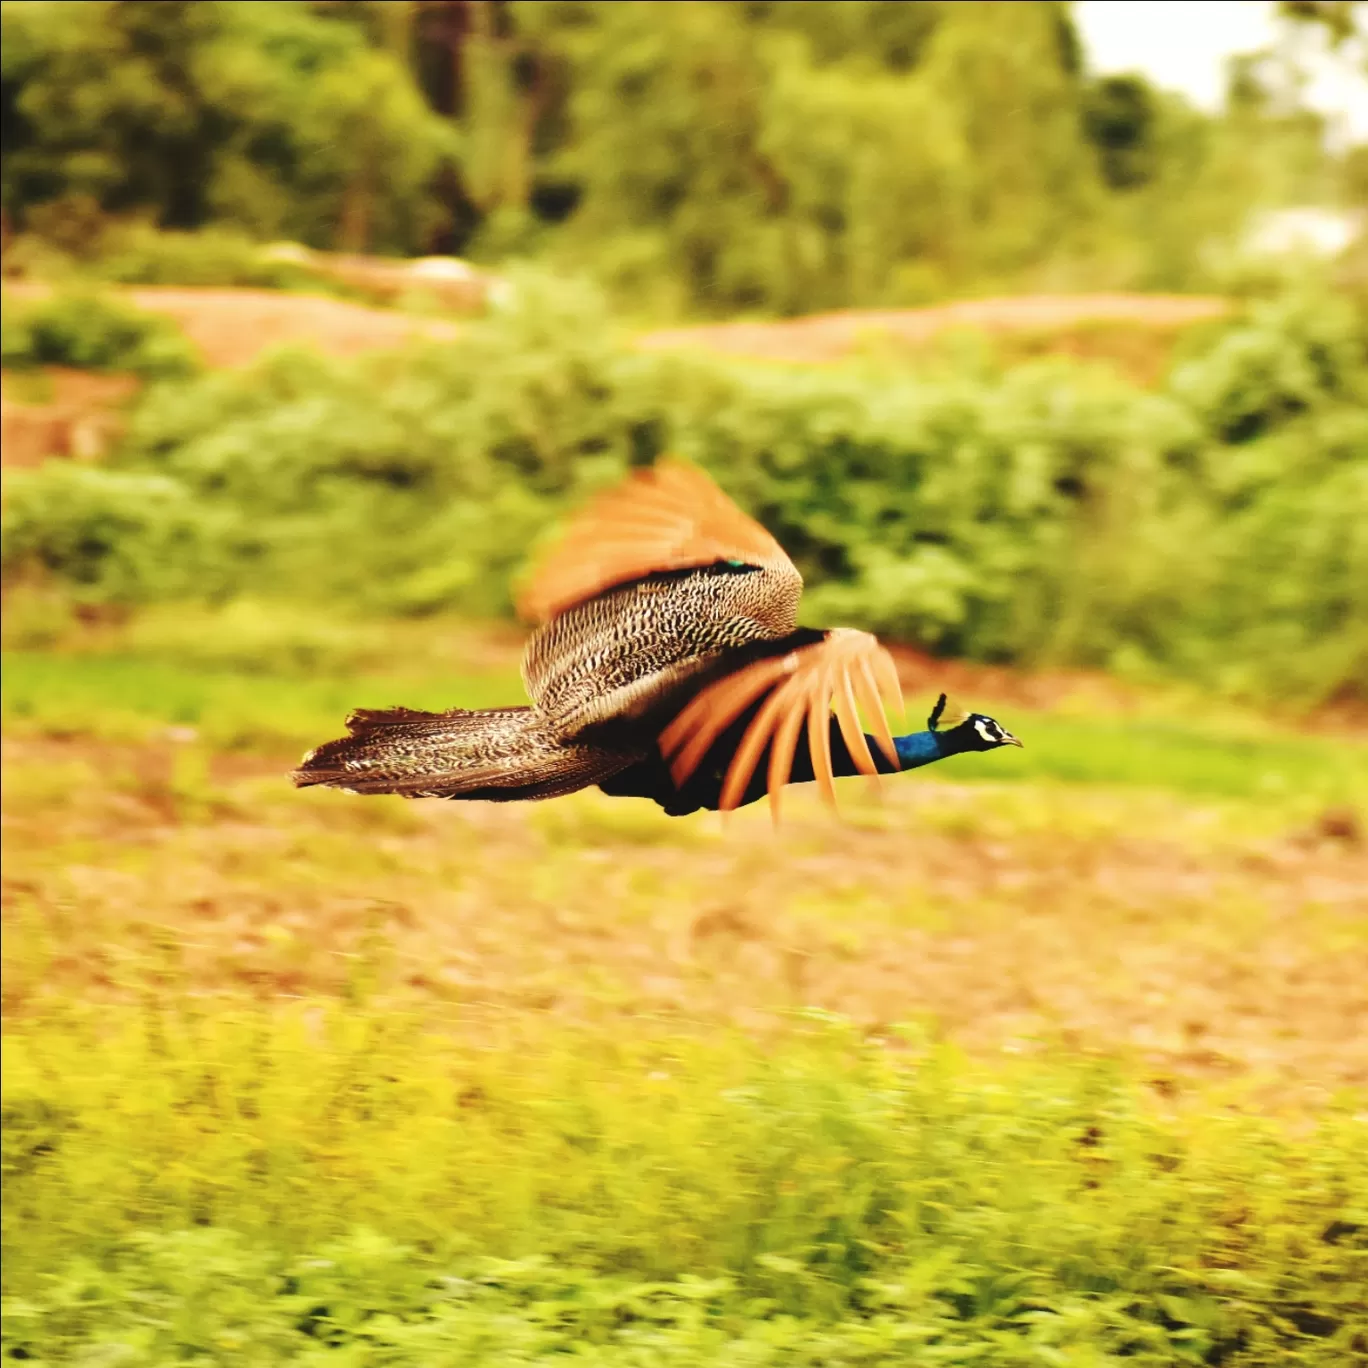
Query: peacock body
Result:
<box><xmin>293</xmin><ymin>461</ymin><xmax>1021</xmax><ymax>816</ymax></box>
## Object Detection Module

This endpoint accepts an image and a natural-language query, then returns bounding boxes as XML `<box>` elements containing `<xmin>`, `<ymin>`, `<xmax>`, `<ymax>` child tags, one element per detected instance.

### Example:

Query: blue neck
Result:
<box><xmin>893</xmin><ymin>728</ymin><xmax>945</xmax><ymax>771</ymax></box>
<box><xmin>669</xmin><ymin>722</ymin><xmax>955</xmax><ymax>812</ymax></box>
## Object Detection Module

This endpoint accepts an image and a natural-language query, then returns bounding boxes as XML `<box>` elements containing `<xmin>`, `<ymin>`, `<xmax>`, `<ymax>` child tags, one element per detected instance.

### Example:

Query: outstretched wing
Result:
<box><xmin>659</xmin><ymin>629</ymin><xmax>904</xmax><ymax>819</ymax></box>
<box><xmin>517</xmin><ymin>459</ymin><xmax>796</xmax><ymax>624</ymax></box>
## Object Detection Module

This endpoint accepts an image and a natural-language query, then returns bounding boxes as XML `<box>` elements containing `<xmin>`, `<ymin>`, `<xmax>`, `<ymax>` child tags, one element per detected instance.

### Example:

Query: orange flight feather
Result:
<box><xmin>659</xmin><ymin>629</ymin><xmax>905</xmax><ymax>821</ymax></box>
<box><xmin>517</xmin><ymin>460</ymin><xmax>793</xmax><ymax>624</ymax></box>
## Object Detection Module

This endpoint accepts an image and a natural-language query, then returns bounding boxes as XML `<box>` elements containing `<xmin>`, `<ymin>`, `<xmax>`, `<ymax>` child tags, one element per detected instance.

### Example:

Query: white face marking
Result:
<box><xmin>974</xmin><ymin>718</ymin><xmax>1000</xmax><ymax>745</ymax></box>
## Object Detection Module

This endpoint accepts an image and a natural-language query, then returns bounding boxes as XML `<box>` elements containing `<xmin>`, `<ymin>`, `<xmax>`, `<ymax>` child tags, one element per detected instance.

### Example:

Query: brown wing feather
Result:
<box><xmin>517</xmin><ymin>460</ymin><xmax>795</xmax><ymax>624</ymax></box>
<box><xmin>659</xmin><ymin>629</ymin><xmax>905</xmax><ymax>820</ymax></box>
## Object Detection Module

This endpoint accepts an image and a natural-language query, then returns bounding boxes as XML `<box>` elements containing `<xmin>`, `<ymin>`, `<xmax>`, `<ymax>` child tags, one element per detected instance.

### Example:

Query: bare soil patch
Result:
<box><xmin>637</xmin><ymin>294</ymin><xmax>1231</xmax><ymax>368</ymax></box>
<box><xmin>1</xmin><ymin>368</ymin><xmax>139</xmax><ymax>467</ymax></box>
<box><xmin>114</xmin><ymin>286</ymin><xmax>462</xmax><ymax>368</ymax></box>
<box><xmin>1</xmin><ymin>285</ymin><xmax>462</xmax><ymax>464</ymax></box>
<box><xmin>8</xmin><ymin>281</ymin><xmax>1228</xmax><ymax>373</ymax></box>
<box><xmin>0</xmin><ymin>287</ymin><xmax>1232</xmax><ymax>466</ymax></box>
<box><xmin>5</xmin><ymin>733</ymin><xmax>1364</xmax><ymax>1111</ymax></box>
<box><xmin>3</xmin><ymin>281</ymin><xmax>460</xmax><ymax>370</ymax></box>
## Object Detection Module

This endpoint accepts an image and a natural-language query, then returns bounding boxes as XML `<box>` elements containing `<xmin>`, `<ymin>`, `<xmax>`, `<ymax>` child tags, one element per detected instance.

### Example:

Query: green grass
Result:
<box><xmin>5</xmin><ymin>602</ymin><xmax>1367</xmax><ymax>1364</ymax></box>
<box><xmin>5</xmin><ymin>1004</ymin><xmax>1367</xmax><ymax>1366</ymax></box>
<box><xmin>5</xmin><ymin>647</ymin><xmax>1365</xmax><ymax>805</ymax></box>
<box><xmin>0</xmin><ymin>651</ymin><xmax>522</xmax><ymax>753</ymax></box>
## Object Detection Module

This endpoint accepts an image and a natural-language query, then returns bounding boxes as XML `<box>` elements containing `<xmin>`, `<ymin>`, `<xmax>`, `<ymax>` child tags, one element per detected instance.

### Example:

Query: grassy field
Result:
<box><xmin>4</xmin><ymin>605</ymin><xmax>1367</xmax><ymax>1364</ymax></box>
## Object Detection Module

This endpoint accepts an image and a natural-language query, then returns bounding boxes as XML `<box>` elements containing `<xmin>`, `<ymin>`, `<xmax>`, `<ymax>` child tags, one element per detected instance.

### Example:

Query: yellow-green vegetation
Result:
<box><xmin>3</xmin><ymin>599</ymin><xmax>1366</xmax><ymax>805</ymax></box>
<box><xmin>3</xmin><ymin>605</ymin><xmax>1367</xmax><ymax>1363</ymax></box>
<box><xmin>3</xmin><ymin>643</ymin><xmax>1366</xmax><ymax>808</ymax></box>
<box><xmin>0</xmin><ymin>288</ymin><xmax>201</xmax><ymax>380</ymax></box>
<box><xmin>4</xmin><ymin>2</ymin><xmax>1365</xmax><ymax>1360</ymax></box>
<box><xmin>5</xmin><ymin>1009</ymin><xmax>1366</xmax><ymax>1365</ymax></box>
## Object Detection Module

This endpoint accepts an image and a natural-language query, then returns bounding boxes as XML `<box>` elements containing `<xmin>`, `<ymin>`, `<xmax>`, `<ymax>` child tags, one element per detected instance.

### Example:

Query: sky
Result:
<box><xmin>1073</xmin><ymin>0</ymin><xmax>1368</xmax><ymax>144</ymax></box>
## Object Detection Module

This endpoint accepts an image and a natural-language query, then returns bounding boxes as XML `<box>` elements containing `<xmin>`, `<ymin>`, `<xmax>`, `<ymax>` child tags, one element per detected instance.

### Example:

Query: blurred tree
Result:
<box><xmin>0</xmin><ymin>0</ymin><xmax>1350</xmax><ymax>306</ymax></box>
<box><xmin>1</xmin><ymin>0</ymin><xmax>455</xmax><ymax>253</ymax></box>
<box><xmin>1345</xmin><ymin>142</ymin><xmax>1368</xmax><ymax>201</ymax></box>
<box><xmin>1083</xmin><ymin>75</ymin><xmax>1160</xmax><ymax>190</ymax></box>
<box><xmin>739</xmin><ymin>0</ymin><xmax>945</xmax><ymax>70</ymax></box>
<box><xmin>1279</xmin><ymin>0</ymin><xmax>1362</xmax><ymax>47</ymax></box>
<box><xmin>913</xmin><ymin>1</ymin><xmax>1101</xmax><ymax>281</ymax></box>
<box><xmin>1220</xmin><ymin>49</ymin><xmax>1335</xmax><ymax>213</ymax></box>
<box><xmin>512</xmin><ymin>0</ymin><xmax>1102</xmax><ymax>312</ymax></box>
<box><xmin>2</xmin><ymin>1</ymin><xmax>233</xmax><ymax>233</ymax></box>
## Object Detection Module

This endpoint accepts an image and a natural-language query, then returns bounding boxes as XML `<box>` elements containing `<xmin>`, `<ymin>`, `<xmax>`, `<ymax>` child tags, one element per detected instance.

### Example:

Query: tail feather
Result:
<box><xmin>292</xmin><ymin>705</ymin><xmax>637</xmax><ymax>801</ymax></box>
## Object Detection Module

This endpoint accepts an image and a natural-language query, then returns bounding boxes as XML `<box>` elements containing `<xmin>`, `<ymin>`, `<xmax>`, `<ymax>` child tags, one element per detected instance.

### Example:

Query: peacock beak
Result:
<box><xmin>1004</xmin><ymin>734</ymin><xmax>1024</xmax><ymax>748</ymax></box>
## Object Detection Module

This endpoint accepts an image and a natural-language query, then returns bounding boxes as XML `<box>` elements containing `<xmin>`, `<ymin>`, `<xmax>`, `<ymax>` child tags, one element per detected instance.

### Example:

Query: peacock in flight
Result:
<box><xmin>293</xmin><ymin>461</ymin><xmax>1022</xmax><ymax>818</ymax></box>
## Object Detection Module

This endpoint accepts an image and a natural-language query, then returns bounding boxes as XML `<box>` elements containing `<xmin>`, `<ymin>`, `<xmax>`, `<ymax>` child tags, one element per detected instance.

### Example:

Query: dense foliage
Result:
<box><xmin>3</xmin><ymin>277</ymin><xmax>1365</xmax><ymax>704</ymax></box>
<box><xmin>0</xmin><ymin>1</ymin><xmax>453</xmax><ymax>256</ymax></box>
<box><xmin>5</xmin><ymin>1007</ymin><xmax>1366</xmax><ymax>1365</ymax></box>
<box><xmin>0</xmin><ymin>286</ymin><xmax>200</xmax><ymax>376</ymax></box>
<box><xmin>2</xmin><ymin>0</ymin><xmax>1356</xmax><ymax>313</ymax></box>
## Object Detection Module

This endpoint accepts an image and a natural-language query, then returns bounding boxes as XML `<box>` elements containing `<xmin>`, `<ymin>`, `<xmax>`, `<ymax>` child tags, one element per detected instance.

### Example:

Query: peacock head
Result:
<box><xmin>927</xmin><ymin>693</ymin><xmax>1023</xmax><ymax>753</ymax></box>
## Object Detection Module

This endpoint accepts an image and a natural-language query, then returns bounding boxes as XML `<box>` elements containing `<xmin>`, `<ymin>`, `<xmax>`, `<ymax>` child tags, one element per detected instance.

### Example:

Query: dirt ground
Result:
<box><xmin>6</xmin><ymin>281</ymin><xmax>1228</xmax><ymax>371</ymax></box>
<box><xmin>3</xmin><ymin>281</ymin><xmax>461</xmax><ymax>370</ymax></box>
<box><xmin>1</xmin><ymin>284</ymin><xmax>461</xmax><ymax>466</ymax></box>
<box><xmin>8</xmin><ymin>281</ymin><xmax>1361</xmax><ymax>1112</ymax></box>
<box><xmin>4</xmin><ymin>731</ymin><xmax>1365</xmax><ymax>1113</ymax></box>
<box><xmin>1</xmin><ymin>286</ymin><xmax>1233</xmax><ymax>468</ymax></box>
<box><xmin>637</xmin><ymin>293</ymin><xmax>1230</xmax><ymax>365</ymax></box>
<box><xmin>0</xmin><ymin>368</ymin><xmax>139</xmax><ymax>466</ymax></box>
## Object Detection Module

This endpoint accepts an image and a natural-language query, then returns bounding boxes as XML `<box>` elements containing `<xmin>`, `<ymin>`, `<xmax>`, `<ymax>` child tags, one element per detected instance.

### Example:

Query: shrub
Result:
<box><xmin>3</xmin><ymin>1007</ymin><xmax>1366</xmax><ymax>1365</ymax></box>
<box><xmin>3</xmin><ymin>276</ymin><xmax>1364</xmax><ymax>704</ymax></box>
<box><xmin>0</xmin><ymin>464</ymin><xmax>223</xmax><ymax>602</ymax></box>
<box><xmin>0</xmin><ymin>289</ymin><xmax>200</xmax><ymax>379</ymax></box>
<box><xmin>91</xmin><ymin>224</ymin><xmax>334</xmax><ymax>291</ymax></box>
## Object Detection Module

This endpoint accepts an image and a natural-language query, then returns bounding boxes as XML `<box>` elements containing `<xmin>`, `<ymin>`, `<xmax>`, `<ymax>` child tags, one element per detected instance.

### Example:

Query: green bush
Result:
<box><xmin>91</xmin><ymin>224</ymin><xmax>339</xmax><ymax>292</ymax></box>
<box><xmin>0</xmin><ymin>289</ymin><xmax>200</xmax><ymax>379</ymax></box>
<box><xmin>3</xmin><ymin>277</ymin><xmax>1365</xmax><ymax>704</ymax></box>
<box><xmin>0</xmin><ymin>221</ymin><xmax>359</xmax><ymax>295</ymax></box>
<box><xmin>3</xmin><ymin>1006</ymin><xmax>1366</xmax><ymax>1365</ymax></box>
<box><xmin>0</xmin><ymin>464</ymin><xmax>225</xmax><ymax>602</ymax></box>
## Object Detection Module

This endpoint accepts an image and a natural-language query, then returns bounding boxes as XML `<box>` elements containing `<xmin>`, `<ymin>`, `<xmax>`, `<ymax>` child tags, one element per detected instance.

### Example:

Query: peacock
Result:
<box><xmin>292</xmin><ymin>461</ymin><xmax>1022</xmax><ymax>817</ymax></box>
